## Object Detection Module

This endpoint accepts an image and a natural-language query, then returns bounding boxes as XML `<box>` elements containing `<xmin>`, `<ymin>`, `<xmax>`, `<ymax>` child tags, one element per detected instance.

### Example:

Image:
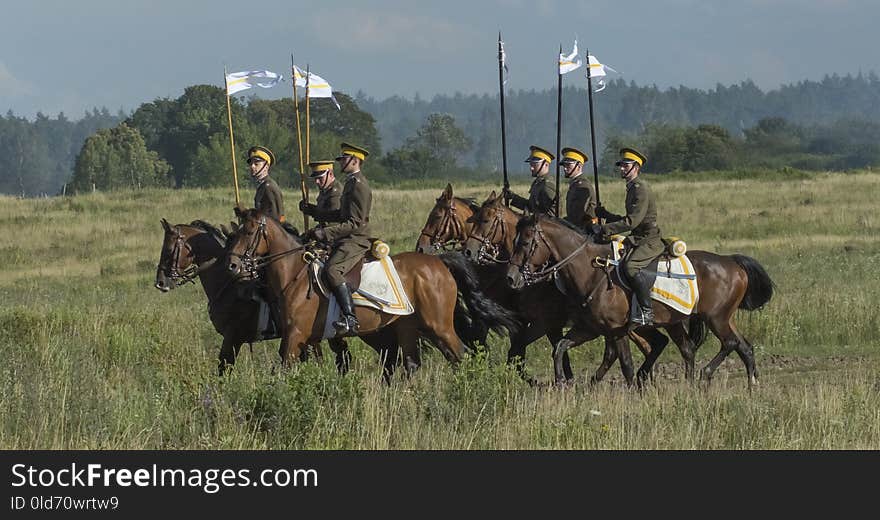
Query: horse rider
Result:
<box><xmin>303</xmin><ymin>142</ymin><xmax>373</xmax><ymax>337</ymax></box>
<box><xmin>247</xmin><ymin>145</ymin><xmax>285</xmax><ymax>223</ymax></box>
<box><xmin>504</xmin><ymin>145</ymin><xmax>557</xmax><ymax>216</ymax></box>
<box><xmin>299</xmin><ymin>160</ymin><xmax>343</xmax><ymax>225</ymax></box>
<box><xmin>559</xmin><ymin>146</ymin><xmax>597</xmax><ymax>232</ymax></box>
<box><xmin>593</xmin><ymin>147</ymin><xmax>664</xmax><ymax>328</ymax></box>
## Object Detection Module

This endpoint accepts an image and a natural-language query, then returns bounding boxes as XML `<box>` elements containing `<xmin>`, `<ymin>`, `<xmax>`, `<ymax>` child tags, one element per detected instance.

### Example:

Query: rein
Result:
<box><xmin>229</xmin><ymin>216</ymin><xmax>306</xmax><ymax>278</ymax></box>
<box><xmin>158</xmin><ymin>228</ymin><xmax>221</xmax><ymax>286</ymax></box>
<box><xmin>418</xmin><ymin>198</ymin><xmax>468</xmax><ymax>253</ymax></box>
<box><xmin>468</xmin><ymin>206</ymin><xmax>511</xmax><ymax>264</ymax></box>
<box><xmin>511</xmin><ymin>220</ymin><xmax>592</xmax><ymax>286</ymax></box>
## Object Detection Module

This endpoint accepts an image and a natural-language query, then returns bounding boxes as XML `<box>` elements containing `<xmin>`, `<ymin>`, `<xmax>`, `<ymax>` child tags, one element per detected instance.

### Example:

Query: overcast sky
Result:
<box><xmin>2</xmin><ymin>0</ymin><xmax>878</xmax><ymax>118</ymax></box>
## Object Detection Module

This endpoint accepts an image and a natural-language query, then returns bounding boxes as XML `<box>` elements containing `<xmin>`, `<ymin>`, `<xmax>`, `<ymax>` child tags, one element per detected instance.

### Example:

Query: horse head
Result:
<box><xmin>463</xmin><ymin>190</ymin><xmax>518</xmax><ymax>264</ymax></box>
<box><xmin>415</xmin><ymin>183</ymin><xmax>476</xmax><ymax>254</ymax></box>
<box><xmin>155</xmin><ymin>219</ymin><xmax>216</xmax><ymax>292</ymax></box>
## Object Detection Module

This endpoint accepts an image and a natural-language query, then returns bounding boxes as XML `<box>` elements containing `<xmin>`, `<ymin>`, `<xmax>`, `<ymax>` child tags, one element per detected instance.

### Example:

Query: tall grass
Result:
<box><xmin>0</xmin><ymin>171</ymin><xmax>878</xmax><ymax>448</ymax></box>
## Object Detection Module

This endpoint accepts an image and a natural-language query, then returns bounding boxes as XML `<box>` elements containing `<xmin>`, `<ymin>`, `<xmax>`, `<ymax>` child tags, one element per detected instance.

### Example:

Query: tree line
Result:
<box><xmin>1</xmin><ymin>72</ymin><xmax>879</xmax><ymax>196</ymax></box>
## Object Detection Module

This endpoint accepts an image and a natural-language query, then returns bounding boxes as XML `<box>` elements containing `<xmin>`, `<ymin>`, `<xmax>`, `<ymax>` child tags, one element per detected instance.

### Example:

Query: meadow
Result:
<box><xmin>1</xmin><ymin>170</ymin><xmax>878</xmax><ymax>449</ymax></box>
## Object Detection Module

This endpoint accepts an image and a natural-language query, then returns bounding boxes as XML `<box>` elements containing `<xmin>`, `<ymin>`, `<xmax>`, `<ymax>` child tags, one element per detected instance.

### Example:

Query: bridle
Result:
<box><xmin>509</xmin><ymin>220</ymin><xmax>592</xmax><ymax>286</ymax></box>
<box><xmin>157</xmin><ymin>227</ymin><xmax>218</xmax><ymax>286</ymax></box>
<box><xmin>228</xmin><ymin>215</ymin><xmax>305</xmax><ymax>279</ymax></box>
<box><xmin>418</xmin><ymin>198</ymin><xmax>468</xmax><ymax>253</ymax></box>
<box><xmin>468</xmin><ymin>206</ymin><xmax>512</xmax><ymax>264</ymax></box>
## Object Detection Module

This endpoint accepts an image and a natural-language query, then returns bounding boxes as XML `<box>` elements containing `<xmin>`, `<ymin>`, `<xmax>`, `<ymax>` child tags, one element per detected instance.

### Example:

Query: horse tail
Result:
<box><xmin>731</xmin><ymin>254</ymin><xmax>775</xmax><ymax>311</ymax></box>
<box><xmin>687</xmin><ymin>316</ymin><xmax>708</xmax><ymax>348</ymax></box>
<box><xmin>439</xmin><ymin>252</ymin><xmax>520</xmax><ymax>339</ymax></box>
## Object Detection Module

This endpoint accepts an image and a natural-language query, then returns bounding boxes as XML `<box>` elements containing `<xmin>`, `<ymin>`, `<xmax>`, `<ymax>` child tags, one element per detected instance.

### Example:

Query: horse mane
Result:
<box><xmin>455</xmin><ymin>196</ymin><xmax>480</xmax><ymax>213</ymax></box>
<box><xmin>240</xmin><ymin>208</ymin><xmax>303</xmax><ymax>245</ymax></box>
<box><xmin>517</xmin><ymin>213</ymin><xmax>589</xmax><ymax>237</ymax></box>
<box><xmin>189</xmin><ymin>219</ymin><xmax>227</xmax><ymax>242</ymax></box>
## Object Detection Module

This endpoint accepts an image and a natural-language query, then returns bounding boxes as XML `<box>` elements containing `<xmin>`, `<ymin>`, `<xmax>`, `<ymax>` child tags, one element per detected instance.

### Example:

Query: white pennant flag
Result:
<box><xmin>586</xmin><ymin>55</ymin><xmax>619</xmax><ymax>92</ymax></box>
<box><xmin>559</xmin><ymin>40</ymin><xmax>582</xmax><ymax>75</ymax></box>
<box><xmin>500</xmin><ymin>38</ymin><xmax>510</xmax><ymax>85</ymax></box>
<box><xmin>225</xmin><ymin>70</ymin><xmax>283</xmax><ymax>96</ymax></box>
<box><xmin>293</xmin><ymin>65</ymin><xmax>341</xmax><ymax>110</ymax></box>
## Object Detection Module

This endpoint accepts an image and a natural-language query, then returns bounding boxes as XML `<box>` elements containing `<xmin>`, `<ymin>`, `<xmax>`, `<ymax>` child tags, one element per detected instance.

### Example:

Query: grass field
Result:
<box><xmin>1</xmin><ymin>170</ymin><xmax>878</xmax><ymax>449</ymax></box>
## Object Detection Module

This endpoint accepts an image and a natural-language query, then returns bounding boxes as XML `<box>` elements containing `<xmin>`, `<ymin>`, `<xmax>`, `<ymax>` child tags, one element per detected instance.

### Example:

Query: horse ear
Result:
<box><xmin>443</xmin><ymin>183</ymin><xmax>453</xmax><ymax>200</ymax></box>
<box><xmin>160</xmin><ymin>218</ymin><xmax>171</xmax><ymax>233</ymax></box>
<box><xmin>233</xmin><ymin>205</ymin><xmax>244</xmax><ymax>218</ymax></box>
<box><xmin>488</xmin><ymin>190</ymin><xmax>497</xmax><ymax>203</ymax></box>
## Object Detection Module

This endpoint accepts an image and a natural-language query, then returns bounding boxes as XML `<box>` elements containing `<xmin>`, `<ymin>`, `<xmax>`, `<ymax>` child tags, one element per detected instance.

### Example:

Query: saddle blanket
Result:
<box><xmin>323</xmin><ymin>256</ymin><xmax>414</xmax><ymax>339</ymax></box>
<box><xmin>611</xmin><ymin>236</ymin><xmax>699</xmax><ymax>315</ymax></box>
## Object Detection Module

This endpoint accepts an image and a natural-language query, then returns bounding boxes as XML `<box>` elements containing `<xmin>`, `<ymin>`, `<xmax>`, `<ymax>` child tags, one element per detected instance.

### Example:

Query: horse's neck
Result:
<box><xmin>454</xmin><ymin>199</ymin><xmax>475</xmax><ymax>238</ymax></box>
<box><xmin>499</xmin><ymin>208</ymin><xmax>519</xmax><ymax>256</ymax></box>
<box><xmin>263</xmin><ymin>223</ymin><xmax>305</xmax><ymax>289</ymax></box>
<box><xmin>188</xmin><ymin>232</ymin><xmax>230</xmax><ymax>301</ymax></box>
<box><xmin>546</xmin><ymin>222</ymin><xmax>606</xmax><ymax>296</ymax></box>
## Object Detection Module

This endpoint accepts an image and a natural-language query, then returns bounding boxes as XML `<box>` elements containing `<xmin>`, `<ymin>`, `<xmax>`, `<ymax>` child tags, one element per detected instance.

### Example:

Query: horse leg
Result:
<box><xmin>730</xmin><ymin>323</ymin><xmax>759</xmax><ymax>389</ymax></box>
<box><xmin>380</xmin><ymin>345</ymin><xmax>400</xmax><ymax>385</ymax></box>
<box><xmin>546</xmin><ymin>327</ymin><xmax>573</xmax><ymax>382</ymax></box>
<box><xmin>665</xmin><ymin>322</ymin><xmax>696</xmax><ymax>383</ymax></box>
<box><xmin>328</xmin><ymin>338</ymin><xmax>351</xmax><ymax>375</ymax></box>
<box><xmin>634</xmin><ymin>328</ymin><xmax>669</xmax><ymax>388</ymax></box>
<box><xmin>279</xmin><ymin>327</ymin><xmax>306</xmax><ymax>368</ymax></box>
<box><xmin>615</xmin><ymin>335</ymin><xmax>636</xmax><ymax>387</ymax></box>
<box><xmin>700</xmin><ymin>316</ymin><xmax>740</xmax><ymax>387</ymax></box>
<box><xmin>589</xmin><ymin>336</ymin><xmax>618</xmax><ymax>386</ymax></box>
<box><xmin>552</xmin><ymin>327</ymin><xmax>594</xmax><ymax>385</ymax></box>
<box><xmin>396</xmin><ymin>321</ymin><xmax>422</xmax><ymax>378</ymax></box>
<box><xmin>218</xmin><ymin>336</ymin><xmax>243</xmax><ymax>376</ymax></box>
<box><xmin>507</xmin><ymin>323</ymin><xmax>545</xmax><ymax>385</ymax></box>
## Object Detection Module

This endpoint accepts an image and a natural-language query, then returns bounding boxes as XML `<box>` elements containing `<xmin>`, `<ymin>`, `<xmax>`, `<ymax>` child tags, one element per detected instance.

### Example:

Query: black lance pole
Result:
<box><xmin>555</xmin><ymin>44</ymin><xmax>563</xmax><ymax>217</ymax></box>
<box><xmin>585</xmin><ymin>48</ymin><xmax>601</xmax><ymax>207</ymax></box>
<box><xmin>498</xmin><ymin>33</ymin><xmax>510</xmax><ymax>201</ymax></box>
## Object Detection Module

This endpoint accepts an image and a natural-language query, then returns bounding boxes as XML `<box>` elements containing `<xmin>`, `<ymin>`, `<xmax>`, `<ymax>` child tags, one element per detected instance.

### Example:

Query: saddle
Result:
<box><xmin>306</xmin><ymin>239</ymin><xmax>390</xmax><ymax>299</ymax></box>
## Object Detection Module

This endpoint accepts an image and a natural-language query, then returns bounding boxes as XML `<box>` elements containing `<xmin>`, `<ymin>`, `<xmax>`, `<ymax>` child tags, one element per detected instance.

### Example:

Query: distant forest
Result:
<box><xmin>1</xmin><ymin>72</ymin><xmax>879</xmax><ymax>196</ymax></box>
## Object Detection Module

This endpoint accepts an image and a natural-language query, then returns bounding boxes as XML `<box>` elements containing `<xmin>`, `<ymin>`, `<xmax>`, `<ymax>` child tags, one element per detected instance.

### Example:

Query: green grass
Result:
<box><xmin>1</xmin><ymin>171</ymin><xmax>878</xmax><ymax>449</ymax></box>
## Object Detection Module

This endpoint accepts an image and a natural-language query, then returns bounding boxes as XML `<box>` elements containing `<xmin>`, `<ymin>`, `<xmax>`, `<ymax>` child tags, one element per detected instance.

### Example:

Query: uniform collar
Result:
<box><xmin>346</xmin><ymin>170</ymin><xmax>361</xmax><ymax>181</ymax></box>
<box><xmin>568</xmin><ymin>172</ymin><xmax>584</xmax><ymax>183</ymax></box>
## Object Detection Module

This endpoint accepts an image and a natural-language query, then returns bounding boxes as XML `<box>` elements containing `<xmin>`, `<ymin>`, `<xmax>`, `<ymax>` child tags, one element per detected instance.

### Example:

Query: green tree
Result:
<box><xmin>70</xmin><ymin>123</ymin><xmax>169</xmax><ymax>192</ymax></box>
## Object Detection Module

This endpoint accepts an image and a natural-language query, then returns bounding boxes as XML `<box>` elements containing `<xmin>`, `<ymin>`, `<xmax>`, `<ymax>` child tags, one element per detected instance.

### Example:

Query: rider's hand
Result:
<box><xmin>306</xmin><ymin>226</ymin><xmax>326</xmax><ymax>242</ymax></box>
<box><xmin>595</xmin><ymin>205</ymin><xmax>610</xmax><ymax>219</ymax></box>
<box><xmin>299</xmin><ymin>200</ymin><xmax>316</xmax><ymax>216</ymax></box>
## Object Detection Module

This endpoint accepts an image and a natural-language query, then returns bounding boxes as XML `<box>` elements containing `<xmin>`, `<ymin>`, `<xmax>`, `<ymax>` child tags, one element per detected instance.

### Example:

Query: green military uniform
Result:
<box><xmin>322</xmin><ymin>164</ymin><xmax>373</xmax><ymax>288</ymax></box>
<box><xmin>508</xmin><ymin>145</ymin><xmax>557</xmax><ymax>216</ymax></box>
<box><xmin>312</xmin><ymin>178</ymin><xmax>343</xmax><ymax>225</ymax></box>
<box><xmin>559</xmin><ymin>147</ymin><xmax>596</xmax><ymax>231</ymax></box>
<box><xmin>600</xmin><ymin>177</ymin><xmax>663</xmax><ymax>278</ymax></box>
<box><xmin>509</xmin><ymin>176</ymin><xmax>557</xmax><ymax>216</ymax></box>
<box><xmin>254</xmin><ymin>176</ymin><xmax>285</xmax><ymax>222</ymax></box>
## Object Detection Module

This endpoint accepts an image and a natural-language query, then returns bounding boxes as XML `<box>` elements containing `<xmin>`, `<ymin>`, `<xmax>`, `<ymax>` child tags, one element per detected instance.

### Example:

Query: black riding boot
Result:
<box><xmin>629</xmin><ymin>270</ymin><xmax>655</xmax><ymax>328</ymax></box>
<box><xmin>331</xmin><ymin>282</ymin><xmax>359</xmax><ymax>337</ymax></box>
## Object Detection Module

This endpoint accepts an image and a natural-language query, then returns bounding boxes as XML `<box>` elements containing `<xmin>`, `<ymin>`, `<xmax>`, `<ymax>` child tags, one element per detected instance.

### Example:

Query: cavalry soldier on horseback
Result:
<box><xmin>247</xmin><ymin>145</ymin><xmax>285</xmax><ymax>223</ymax></box>
<box><xmin>303</xmin><ymin>142</ymin><xmax>373</xmax><ymax>337</ymax></box>
<box><xmin>594</xmin><ymin>147</ymin><xmax>664</xmax><ymax>328</ymax></box>
<box><xmin>504</xmin><ymin>145</ymin><xmax>557</xmax><ymax>216</ymax></box>
<box><xmin>559</xmin><ymin>146</ymin><xmax>597</xmax><ymax>232</ymax></box>
<box><xmin>299</xmin><ymin>160</ymin><xmax>343</xmax><ymax>225</ymax></box>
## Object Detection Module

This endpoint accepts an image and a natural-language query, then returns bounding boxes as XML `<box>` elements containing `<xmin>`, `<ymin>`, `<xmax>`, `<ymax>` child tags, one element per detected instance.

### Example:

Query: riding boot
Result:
<box><xmin>629</xmin><ymin>270</ymin><xmax>655</xmax><ymax>329</ymax></box>
<box><xmin>331</xmin><ymin>282</ymin><xmax>359</xmax><ymax>337</ymax></box>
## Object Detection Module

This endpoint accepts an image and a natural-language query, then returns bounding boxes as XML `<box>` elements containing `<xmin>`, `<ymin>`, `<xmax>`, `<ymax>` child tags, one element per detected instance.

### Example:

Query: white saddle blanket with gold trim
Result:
<box><xmin>323</xmin><ymin>256</ymin><xmax>414</xmax><ymax>339</ymax></box>
<box><xmin>611</xmin><ymin>236</ymin><xmax>699</xmax><ymax>315</ymax></box>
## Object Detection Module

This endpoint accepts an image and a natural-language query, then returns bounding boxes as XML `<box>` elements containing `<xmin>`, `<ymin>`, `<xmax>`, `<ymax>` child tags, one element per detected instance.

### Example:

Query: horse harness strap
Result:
<box><xmin>419</xmin><ymin>199</ymin><xmax>467</xmax><ymax>252</ymax></box>
<box><xmin>469</xmin><ymin>209</ymin><xmax>510</xmax><ymax>264</ymax></box>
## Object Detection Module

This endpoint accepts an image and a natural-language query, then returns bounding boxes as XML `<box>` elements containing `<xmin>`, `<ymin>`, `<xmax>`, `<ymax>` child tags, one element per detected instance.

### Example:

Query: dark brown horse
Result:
<box><xmin>461</xmin><ymin>191</ymin><xmax>707</xmax><ymax>386</ymax></box>
<box><xmin>507</xmin><ymin>214</ymin><xmax>774</xmax><ymax>388</ymax></box>
<box><xmin>226</xmin><ymin>208</ymin><xmax>517</xmax><ymax>380</ymax></box>
<box><xmin>154</xmin><ymin>219</ymin><xmax>359</xmax><ymax>376</ymax></box>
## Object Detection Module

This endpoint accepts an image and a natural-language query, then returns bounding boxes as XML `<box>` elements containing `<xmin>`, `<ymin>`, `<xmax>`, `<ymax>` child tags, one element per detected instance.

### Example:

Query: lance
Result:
<box><xmin>291</xmin><ymin>55</ymin><xmax>309</xmax><ymax>229</ymax></box>
<box><xmin>554</xmin><ymin>44</ymin><xmax>563</xmax><ymax>217</ymax></box>
<box><xmin>305</xmin><ymin>64</ymin><xmax>311</xmax><ymax>167</ymax></box>
<box><xmin>223</xmin><ymin>65</ymin><xmax>241</xmax><ymax>207</ymax></box>
<box><xmin>498</xmin><ymin>32</ymin><xmax>510</xmax><ymax>202</ymax></box>
<box><xmin>585</xmin><ymin>48</ymin><xmax>601</xmax><ymax>208</ymax></box>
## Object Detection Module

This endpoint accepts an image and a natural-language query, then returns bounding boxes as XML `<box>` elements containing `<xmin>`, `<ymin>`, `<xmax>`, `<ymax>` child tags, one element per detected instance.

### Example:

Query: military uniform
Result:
<box><xmin>597</xmin><ymin>147</ymin><xmax>662</xmax><ymax>327</ymax></box>
<box><xmin>322</xmin><ymin>170</ymin><xmax>373</xmax><ymax>286</ymax></box>
<box><xmin>247</xmin><ymin>145</ymin><xmax>285</xmax><ymax>222</ymax></box>
<box><xmin>559</xmin><ymin>147</ymin><xmax>597</xmax><ymax>231</ymax></box>
<box><xmin>507</xmin><ymin>145</ymin><xmax>557</xmax><ymax>216</ymax></box>
<box><xmin>312</xmin><ymin>178</ymin><xmax>343</xmax><ymax>225</ymax></box>
<box><xmin>254</xmin><ymin>176</ymin><xmax>285</xmax><ymax>222</ymax></box>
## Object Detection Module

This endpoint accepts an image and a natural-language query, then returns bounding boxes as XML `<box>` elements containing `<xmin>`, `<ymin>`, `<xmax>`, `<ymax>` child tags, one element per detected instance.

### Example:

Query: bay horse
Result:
<box><xmin>226</xmin><ymin>208</ymin><xmax>517</xmax><ymax>380</ymax></box>
<box><xmin>154</xmin><ymin>219</ymin><xmax>363</xmax><ymax>376</ymax></box>
<box><xmin>461</xmin><ymin>190</ymin><xmax>706</xmax><ymax>386</ymax></box>
<box><xmin>507</xmin><ymin>214</ymin><xmax>774</xmax><ymax>388</ymax></box>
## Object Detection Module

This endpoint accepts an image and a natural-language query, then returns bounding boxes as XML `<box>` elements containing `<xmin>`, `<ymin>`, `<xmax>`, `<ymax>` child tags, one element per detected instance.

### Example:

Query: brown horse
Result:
<box><xmin>460</xmin><ymin>190</ymin><xmax>706</xmax><ymax>386</ymax></box>
<box><xmin>507</xmin><ymin>214</ymin><xmax>774</xmax><ymax>388</ymax></box>
<box><xmin>154</xmin><ymin>219</ymin><xmax>360</xmax><ymax>376</ymax></box>
<box><xmin>226</xmin><ymin>208</ymin><xmax>517</xmax><ymax>380</ymax></box>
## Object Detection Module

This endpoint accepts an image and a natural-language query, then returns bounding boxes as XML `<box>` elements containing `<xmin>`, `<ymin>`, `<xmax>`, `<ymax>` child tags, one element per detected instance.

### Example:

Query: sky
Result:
<box><xmin>1</xmin><ymin>0</ymin><xmax>878</xmax><ymax>118</ymax></box>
